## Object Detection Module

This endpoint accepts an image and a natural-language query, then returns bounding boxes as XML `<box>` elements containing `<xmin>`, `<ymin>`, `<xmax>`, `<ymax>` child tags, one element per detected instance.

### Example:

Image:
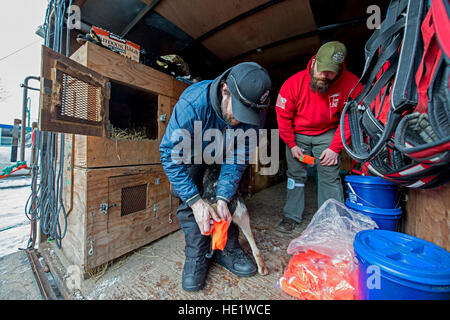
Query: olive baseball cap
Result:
<box><xmin>226</xmin><ymin>62</ymin><xmax>272</xmax><ymax>126</ymax></box>
<box><xmin>315</xmin><ymin>41</ymin><xmax>347</xmax><ymax>74</ymax></box>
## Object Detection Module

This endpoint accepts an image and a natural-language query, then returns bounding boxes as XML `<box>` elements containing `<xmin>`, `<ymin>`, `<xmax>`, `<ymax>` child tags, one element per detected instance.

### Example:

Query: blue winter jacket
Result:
<box><xmin>159</xmin><ymin>80</ymin><xmax>261</xmax><ymax>207</ymax></box>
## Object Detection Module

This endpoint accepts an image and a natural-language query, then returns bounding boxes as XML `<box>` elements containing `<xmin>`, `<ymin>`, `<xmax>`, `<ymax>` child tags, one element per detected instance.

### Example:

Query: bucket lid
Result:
<box><xmin>354</xmin><ymin>230</ymin><xmax>450</xmax><ymax>286</ymax></box>
<box><xmin>346</xmin><ymin>200</ymin><xmax>402</xmax><ymax>216</ymax></box>
<box><xmin>345</xmin><ymin>175</ymin><xmax>397</xmax><ymax>186</ymax></box>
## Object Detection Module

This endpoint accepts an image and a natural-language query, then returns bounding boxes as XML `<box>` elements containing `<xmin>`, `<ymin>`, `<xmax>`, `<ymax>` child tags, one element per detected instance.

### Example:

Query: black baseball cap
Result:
<box><xmin>225</xmin><ymin>62</ymin><xmax>272</xmax><ymax>126</ymax></box>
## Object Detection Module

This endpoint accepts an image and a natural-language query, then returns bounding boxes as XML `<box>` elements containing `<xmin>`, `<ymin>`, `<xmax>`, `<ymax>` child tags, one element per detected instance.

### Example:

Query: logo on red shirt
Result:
<box><xmin>328</xmin><ymin>93</ymin><xmax>340</xmax><ymax>108</ymax></box>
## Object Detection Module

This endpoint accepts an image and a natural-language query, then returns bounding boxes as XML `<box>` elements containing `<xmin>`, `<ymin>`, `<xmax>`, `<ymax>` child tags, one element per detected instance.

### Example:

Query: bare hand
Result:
<box><xmin>216</xmin><ymin>200</ymin><xmax>232</xmax><ymax>225</ymax></box>
<box><xmin>290</xmin><ymin>146</ymin><xmax>304</xmax><ymax>161</ymax></box>
<box><xmin>191</xmin><ymin>198</ymin><xmax>220</xmax><ymax>235</ymax></box>
<box><xmin>319</xmin><ymin>148</ymin><xmax>339</xmax><ymax>166</ymax></box>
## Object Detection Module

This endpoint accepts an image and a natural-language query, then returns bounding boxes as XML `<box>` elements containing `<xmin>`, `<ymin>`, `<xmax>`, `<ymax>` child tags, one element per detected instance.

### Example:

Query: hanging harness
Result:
<box><xmin>341</xmin><ymin>0</ymin><xmax>450</xmax><ymax>189</ymax></box>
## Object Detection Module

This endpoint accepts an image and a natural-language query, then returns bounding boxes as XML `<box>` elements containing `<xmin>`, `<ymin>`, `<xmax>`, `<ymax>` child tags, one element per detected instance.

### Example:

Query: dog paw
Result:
<box><xmin>258</xmin><ymin>266</ymin><xmax>269</xmax><ymax>276</ymax></box>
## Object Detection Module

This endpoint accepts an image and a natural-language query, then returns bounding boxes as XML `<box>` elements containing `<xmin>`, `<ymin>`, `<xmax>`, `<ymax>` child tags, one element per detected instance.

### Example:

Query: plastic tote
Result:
<box><xmin>354</xmin><ymin>230</ymin><xmax>450</xmax><ymax>300</ymax></box>
<box><xmin>345</xmin><ymin>175</ymin><xmax>399</xmax><ymax>209</ymax></box>
<box><xmin>346</xmin><ymin>200</ymin><xmax>402</xmax><ymax>231</ymax></box>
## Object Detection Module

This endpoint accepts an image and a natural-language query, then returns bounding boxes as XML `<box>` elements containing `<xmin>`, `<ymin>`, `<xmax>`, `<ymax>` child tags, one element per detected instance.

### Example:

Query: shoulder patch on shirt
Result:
<box><xmin>276</xmin><ymin>94</ymin><xmax>287</xmax><ymax>109</ymax></box>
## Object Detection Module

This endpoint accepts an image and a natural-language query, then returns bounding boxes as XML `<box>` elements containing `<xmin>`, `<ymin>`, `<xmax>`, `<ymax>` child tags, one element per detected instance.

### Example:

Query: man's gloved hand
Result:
<box><xmin>190</xmin><ymin>198</ymin><xmax>220</xmax><ymax>235</ymax></box>
<box><xmin>216</xmin><ymin>199</ymin><xmax>233</xmax><ymax>225</ymax></box>
<box><xmin>319</xmin><ymin>148</ymin><xmax>339</xmax><ymax>166</ymax></box>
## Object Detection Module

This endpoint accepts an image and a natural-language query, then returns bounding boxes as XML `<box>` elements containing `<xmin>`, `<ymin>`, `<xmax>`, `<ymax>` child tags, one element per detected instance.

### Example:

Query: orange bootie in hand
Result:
<box><xmin>205</xmin><ymin>220</ymin><xmax>230</xmax><ymax>250</ymax></box>
<box><xmin>298</xmin><ymin>154</ymin><xmax>315</xmax><ymax>165</ymax></box>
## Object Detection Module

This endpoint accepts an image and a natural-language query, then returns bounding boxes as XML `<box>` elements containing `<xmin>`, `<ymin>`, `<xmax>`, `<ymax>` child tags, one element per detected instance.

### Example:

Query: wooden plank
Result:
<box><xmin>405</xmin><ymin>183</ymin><xmax>449</xmax><ymax>251</ymax></box>
<box><xmin>172</xmin><ymin>78</ymin><xmax>189</xmax><ymax>99</ymax></box>
<box><xmin>73</xmin><ymin>134</ymin><xmax>162</xmax><ymax>168</ymax></box>
<box><xmin>81</xmin><ymin>42</ymin><xmax>175</xmax><ymax>97</ymax></box>
<box><xmin>158</xmin><ymin>95</ymin><xmax>171</xmax><ymax>145</ymax></box>
<box><xmin>154</xmin><ymin>0</ymin><xmax>268</xmax><ymax>39</ymax></box>
<box><xmin>201</xmin><ymin>0</ymin><xmax>317</xmax><ymax>61</ymax></box>
<box><xmin>62</xmin><ymin>134</ymin><xmax>74</xmax><ymax>216</ymax></box>
<box><xmin>59</xmin><ymin>166</ymin><xmax>88</xmax><ymax>268</ymax></box>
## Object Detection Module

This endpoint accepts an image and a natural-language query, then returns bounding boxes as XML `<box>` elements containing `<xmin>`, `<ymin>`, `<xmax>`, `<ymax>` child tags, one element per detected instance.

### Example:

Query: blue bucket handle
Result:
<box><xmin>347</xmin><ymin>182</ymin><xmax>400</xmax><ymax>209</ymax></box>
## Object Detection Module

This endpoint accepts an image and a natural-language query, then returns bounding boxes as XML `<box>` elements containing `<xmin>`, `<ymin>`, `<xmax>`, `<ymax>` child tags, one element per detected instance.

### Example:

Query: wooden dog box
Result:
<box><xmin>38</xmin><ymin>43</ymin><xmax>187</xmax><ymax>273</ymax></box>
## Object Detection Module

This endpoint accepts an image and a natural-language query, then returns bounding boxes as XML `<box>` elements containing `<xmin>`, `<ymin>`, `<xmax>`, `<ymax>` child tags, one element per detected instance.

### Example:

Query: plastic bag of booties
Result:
<box><xmin>280</xmin><ymin>199</ymin><xmax>378</xmax><ymax>300</ymax></box>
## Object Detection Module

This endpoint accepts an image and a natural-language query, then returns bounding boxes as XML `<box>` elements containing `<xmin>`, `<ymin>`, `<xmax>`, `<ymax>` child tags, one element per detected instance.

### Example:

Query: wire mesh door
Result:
<box><xmin>39</xmin><ymin>45</ymin><xmax>110</xmax><ymax>136</ymax></box>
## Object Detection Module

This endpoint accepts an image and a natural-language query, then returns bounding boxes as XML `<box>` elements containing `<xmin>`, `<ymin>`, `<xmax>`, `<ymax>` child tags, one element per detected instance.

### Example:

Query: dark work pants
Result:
<box><xmin>176</xmin><ymin>164</ymin><xmax>240</xmax><ymax>258</ymax></box>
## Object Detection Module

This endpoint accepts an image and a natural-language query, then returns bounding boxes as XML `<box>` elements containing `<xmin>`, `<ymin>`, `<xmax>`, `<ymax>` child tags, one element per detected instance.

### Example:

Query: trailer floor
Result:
<box><xmin>40</xmin><ymin>179</ymin><xmax>318</xmax><ymax>300</ymax></box>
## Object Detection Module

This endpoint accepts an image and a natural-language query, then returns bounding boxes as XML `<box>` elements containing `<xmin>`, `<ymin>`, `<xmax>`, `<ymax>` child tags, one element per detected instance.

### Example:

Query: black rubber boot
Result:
<box><xmin>214</xmin><ymin>247</ymin><xmax>257</xmax><ymax>277</ymax></box>
<box><xmin>182</xmin><ymin>254</ymin><xmax>212</xmax><ymax>292</ymax></box>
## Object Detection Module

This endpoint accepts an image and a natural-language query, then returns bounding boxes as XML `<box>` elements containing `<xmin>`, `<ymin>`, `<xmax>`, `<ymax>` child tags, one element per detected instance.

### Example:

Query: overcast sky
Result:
<box><xmin>0</xmin><ymin>1</ymin><xmax>48</xmax><ymax>127</ymax></box>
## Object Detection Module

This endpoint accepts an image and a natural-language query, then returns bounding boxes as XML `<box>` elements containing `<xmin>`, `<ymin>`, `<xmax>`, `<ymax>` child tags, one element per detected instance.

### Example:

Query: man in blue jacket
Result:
<box><xmin>159</xmin><ymin>62</ymin><xmax>271</xmax><ymax>291</ymax></box>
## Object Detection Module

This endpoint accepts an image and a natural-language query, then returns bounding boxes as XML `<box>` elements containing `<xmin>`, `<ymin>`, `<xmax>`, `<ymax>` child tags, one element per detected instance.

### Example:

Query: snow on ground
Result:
<box><xmin>0</xmin><ymin>146</ymin><xmax>34</xmax><ymax>257</ymax></box>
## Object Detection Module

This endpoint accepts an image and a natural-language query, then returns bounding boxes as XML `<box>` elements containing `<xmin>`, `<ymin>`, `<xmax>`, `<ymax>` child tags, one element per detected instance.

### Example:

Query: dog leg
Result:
<box><xmin>232</xmin><ymin>199</ymin><xmax>269</xmax><ymax>275</ymax></box>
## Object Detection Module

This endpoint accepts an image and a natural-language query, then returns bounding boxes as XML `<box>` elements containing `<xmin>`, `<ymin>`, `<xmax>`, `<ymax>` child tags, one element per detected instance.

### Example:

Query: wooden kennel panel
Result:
<box><xmin>60</xmin><ymin>164</ymin><xmax>180</xmax><ymax>273</ymax></box>
<box><xmin>42</xmin><ymin>42</ymin><xmax>188</xmax><ymax>168</ymax></box>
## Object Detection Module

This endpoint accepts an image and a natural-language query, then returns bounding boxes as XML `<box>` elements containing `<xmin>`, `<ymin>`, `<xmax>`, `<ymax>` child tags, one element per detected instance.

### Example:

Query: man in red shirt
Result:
<box><xmin>275</xmin><ymin>41</ymin><xmax>362</xmax><ymax>231</ymax></box>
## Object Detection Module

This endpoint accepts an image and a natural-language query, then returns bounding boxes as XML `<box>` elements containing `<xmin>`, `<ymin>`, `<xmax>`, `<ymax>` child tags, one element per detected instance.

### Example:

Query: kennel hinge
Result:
<box><xmin>99</xmin><ymin>202</ymin><xmax>118</xmax><ymax>215</ymax></box>
<box><xmin>43</xmin><ymin>78</ymin><xmax>52</xmax><ymax>96</ymax></box>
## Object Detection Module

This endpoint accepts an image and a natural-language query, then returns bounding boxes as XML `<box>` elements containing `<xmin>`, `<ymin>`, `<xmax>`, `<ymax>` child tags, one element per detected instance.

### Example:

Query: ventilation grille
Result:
<box><xmin>121</xmin><ymin>184</ymin><xmax>147</xmax><ymax>216</ymax></box>
<box><xmin>56</xmin><ymin>71</ymin><xmax>102</xmax><ymax>123</ymax></box>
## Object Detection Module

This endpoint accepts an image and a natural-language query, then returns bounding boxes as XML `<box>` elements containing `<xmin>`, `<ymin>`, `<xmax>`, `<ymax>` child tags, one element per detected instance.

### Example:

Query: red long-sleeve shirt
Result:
<box><xmin>276</xmin><ymin>56</ymin><xmax>362</xmax><ymax>153</ymax></box>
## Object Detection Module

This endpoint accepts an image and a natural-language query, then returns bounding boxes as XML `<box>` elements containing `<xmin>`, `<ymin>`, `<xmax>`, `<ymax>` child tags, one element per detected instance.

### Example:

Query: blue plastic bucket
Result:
<box><xmin>345</xmin><ymin>175</ymin><xmax>398</xmax><ymax>209</ymax></box>
<box><xmin>346</xmin><ymin>200</ymin><xmax>402</xmax><ymax>231</ymax></box>
<box><xmin>354</xmin><ymin>230</ymin><xmax>450</xmax><ymax>300</ymax></box>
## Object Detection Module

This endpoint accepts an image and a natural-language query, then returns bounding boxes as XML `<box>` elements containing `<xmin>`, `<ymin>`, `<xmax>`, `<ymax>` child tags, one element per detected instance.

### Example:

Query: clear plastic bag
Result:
<box><xmin>287</xmin><ymin>199</ymin><xmax>378</xmax><ymax>259</ymax></box>
<box><xmin>280</xmin><ymin>199</ymin><xmax>378</xmax><ymax>300</ymax></box>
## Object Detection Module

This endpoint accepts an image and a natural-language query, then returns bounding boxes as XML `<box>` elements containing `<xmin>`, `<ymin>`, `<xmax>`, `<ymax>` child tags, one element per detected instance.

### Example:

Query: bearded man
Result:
<box><xmin>275</xmin><ymin>41</ymin><xmax>363</xmax><ymax>231</ymax></box>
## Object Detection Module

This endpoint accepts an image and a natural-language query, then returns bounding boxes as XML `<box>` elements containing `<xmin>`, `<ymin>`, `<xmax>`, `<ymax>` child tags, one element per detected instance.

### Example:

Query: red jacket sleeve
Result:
<box><xmin>275</xmin><ymin>78</ymin><xmax>298</xmax><ymax>149</ymax></box>
<box><xmin>329</xmin><ymin>82</ymin><xmax>364</xmax><ymax>154</ymax></box>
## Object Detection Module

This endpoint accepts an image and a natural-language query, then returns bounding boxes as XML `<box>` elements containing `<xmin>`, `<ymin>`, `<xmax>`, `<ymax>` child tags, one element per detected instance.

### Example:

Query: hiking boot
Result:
<box><xmin>214</xmin><ymin>247</ymin><xmax>257</xmax><ymax>277</ymax></box>
<box><xmin>182</xmin><ymin>254</ymin><xmax>211</xmax><ymax>292</ymax></box>
<box><xmin>277</xmin><ymin>217</ymin><xmax>300</xmax><ymax>232</ymax></box>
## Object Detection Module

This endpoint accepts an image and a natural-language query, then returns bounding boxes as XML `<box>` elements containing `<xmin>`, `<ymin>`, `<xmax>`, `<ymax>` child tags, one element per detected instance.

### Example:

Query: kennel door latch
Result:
<box><xmin>159</xmin><ymin>114</ymin><xmax>168</xmax><ymax>122</ymax></box>
<box><xmin>100</xmin><ymin>202</ymin><xmax>118</xmax><ymax>215</ymax></box>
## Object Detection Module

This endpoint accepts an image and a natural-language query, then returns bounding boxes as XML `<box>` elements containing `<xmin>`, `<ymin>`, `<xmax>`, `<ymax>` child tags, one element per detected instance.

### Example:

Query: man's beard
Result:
<box><xmin>221</xmin><ymin>98</ymin><xmax>238</xmax><ymax>126</ymax></box>
<box><xmin>310</xmin><ymin>77</ymin><xmax>331</xmax><ymax>93</ymax></box>
<box><xmin>309</xmin><ymin>67</ymin><xmax>339</xmax><ymax>94</ymax></box>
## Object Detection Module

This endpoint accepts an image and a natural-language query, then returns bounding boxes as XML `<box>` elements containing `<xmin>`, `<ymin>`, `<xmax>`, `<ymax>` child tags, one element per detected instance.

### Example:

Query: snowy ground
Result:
<box><xmin>0</xmin><ymin>175</ymin><xmax>33</xmax><ymax>257</ymax></box>
<box><xmin>0</xmin><ymin>146</ymin><xmax>33</xmax><ymax>258</ymax></box>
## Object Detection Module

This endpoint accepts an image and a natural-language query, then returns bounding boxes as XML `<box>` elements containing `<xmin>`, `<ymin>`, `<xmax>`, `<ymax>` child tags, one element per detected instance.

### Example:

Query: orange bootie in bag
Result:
<box><xmin>280</xmin><ymin>250</ymin><xmax>359</xmax><ymax>300</ymax></box>
<box><xmin>205</xmin><ymin>220</ymin><xmax>229</xmax><ymax>250</ymax></box>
